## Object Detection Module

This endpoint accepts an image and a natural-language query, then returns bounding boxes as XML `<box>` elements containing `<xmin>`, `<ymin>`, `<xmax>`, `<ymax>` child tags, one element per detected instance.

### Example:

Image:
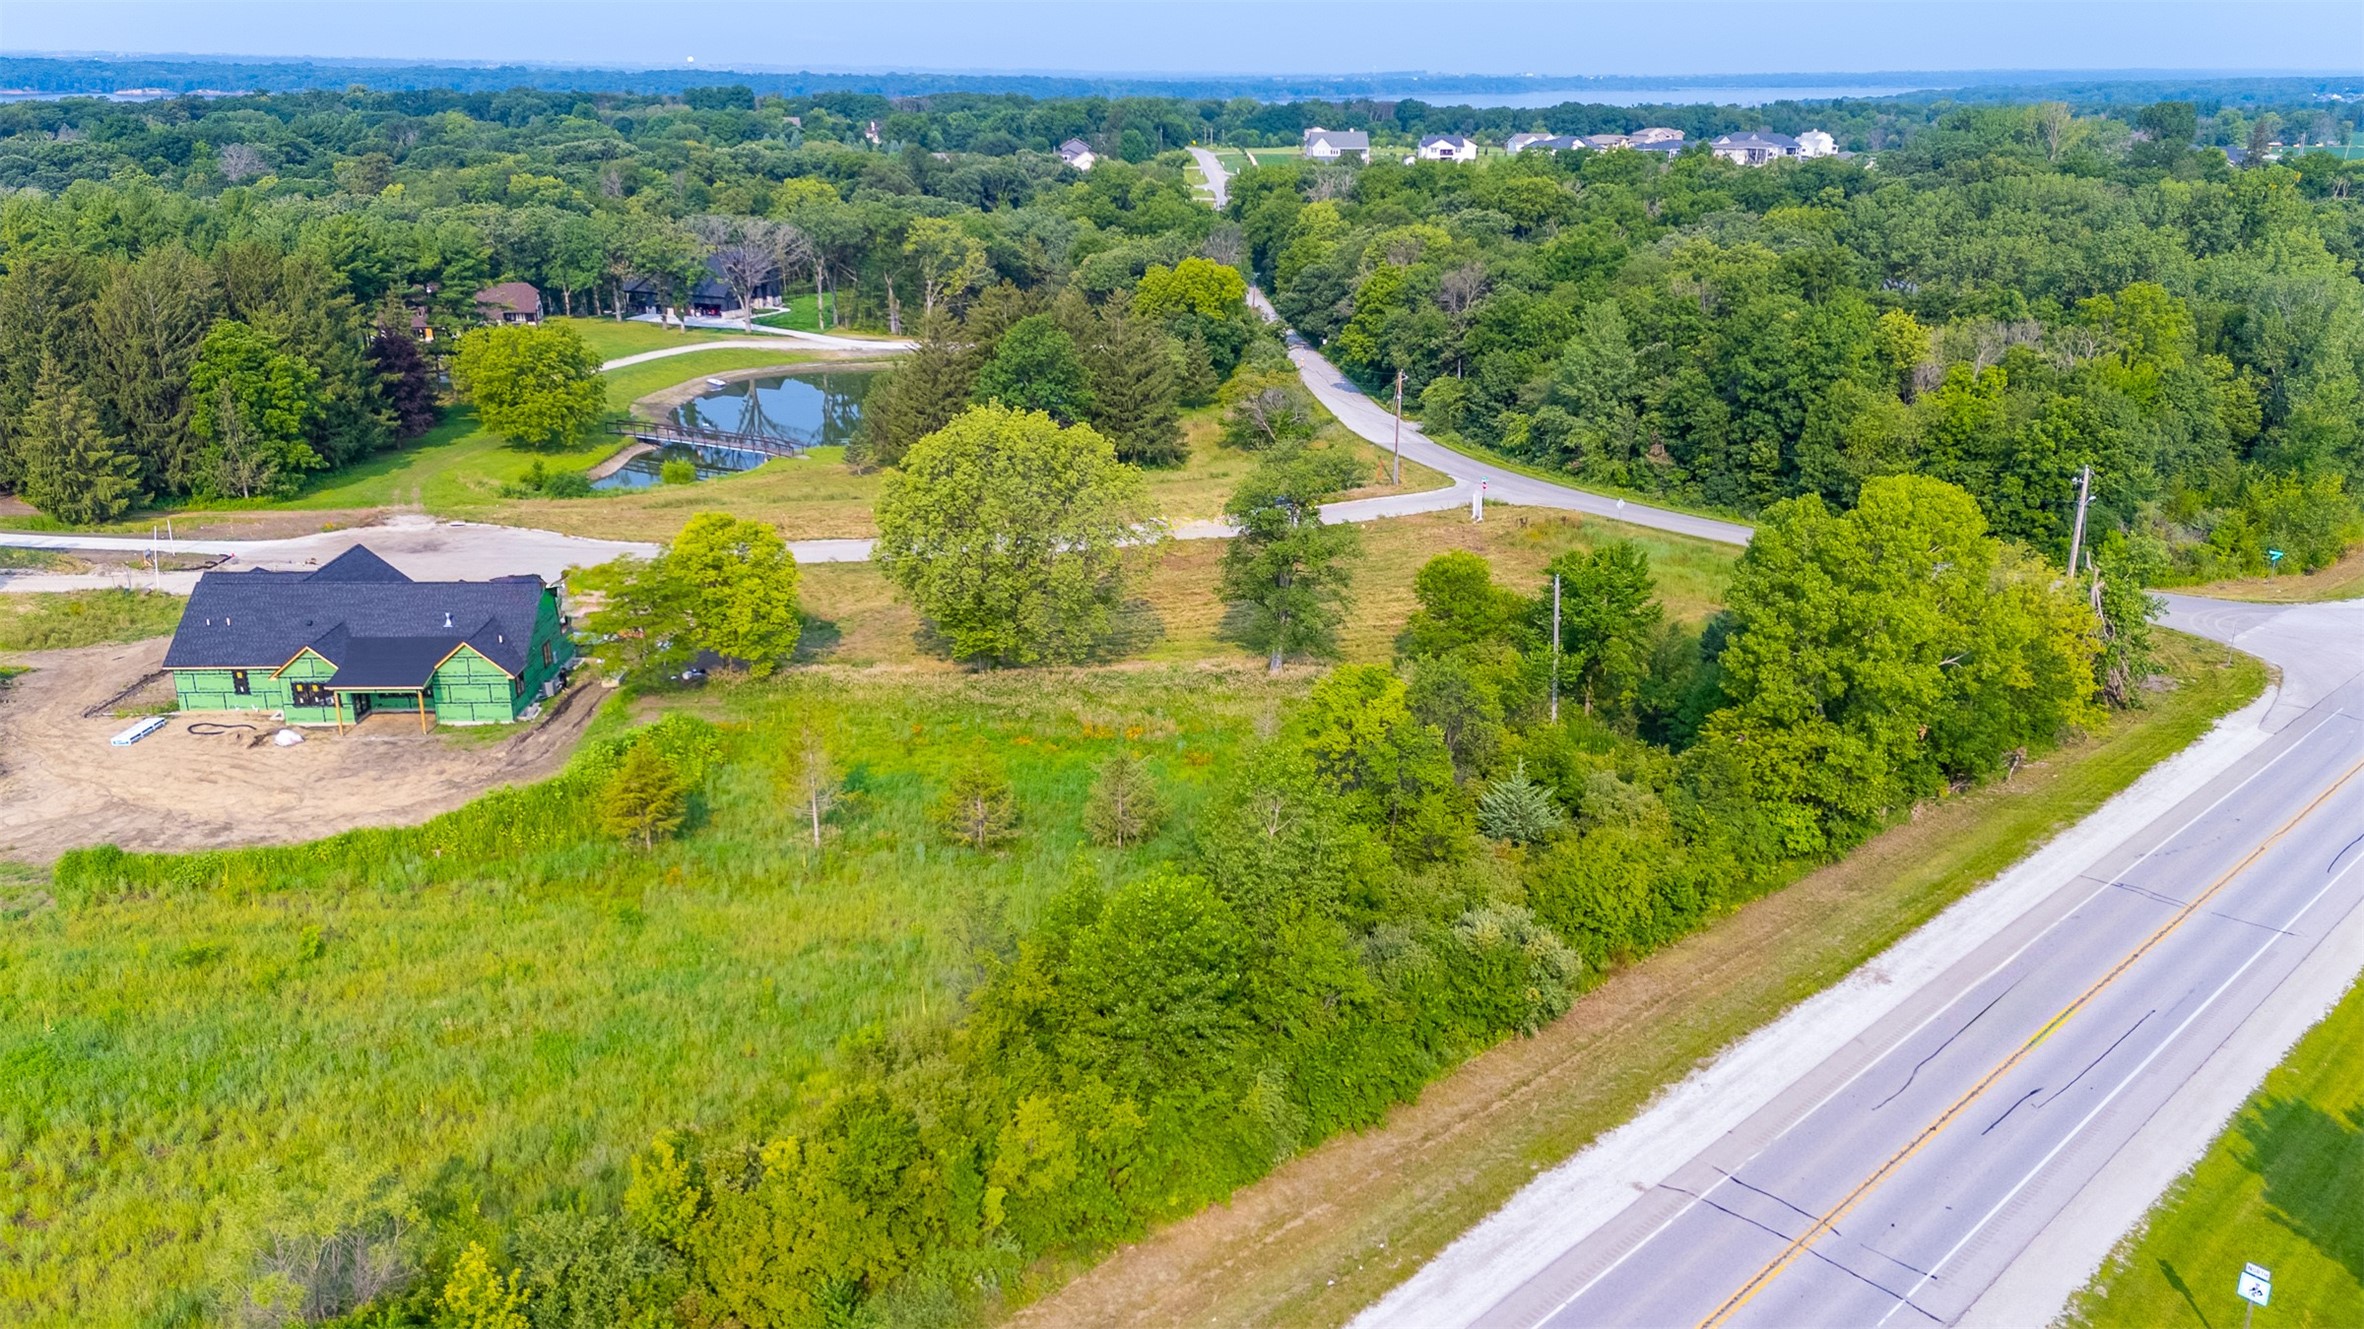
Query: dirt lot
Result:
<box><xmin>0</xmin><ymin>637</ymin><xmax>602</xmax><ymax>866</ymax></box>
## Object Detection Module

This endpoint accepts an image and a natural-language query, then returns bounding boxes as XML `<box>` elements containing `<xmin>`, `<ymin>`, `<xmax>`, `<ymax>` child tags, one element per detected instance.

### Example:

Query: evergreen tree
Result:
<box><xmin>1172</xmin><ymin>326</ymin><xmax>1222</xmax><ymax>408</ymax></box>
<box><xmin>600</xmin><ymin>740</ymin><xmax>688</xmax><ymax>850</ymax></box>
<box><xmin>850</xmin><ymin>309</ymin><xmax>973</xmax><ymax>471</ymax></box>
<box><xmin>19</xmin><ymin>353</ymin><xmax>141</xmax><ymax>525</ymax></box>
<box><xmin>932</xmin><ymin>756</ymin><xmax>1018</xmax><ymax>850</ymax></box>
<box><xmin>367</xmin><ymin>322</ymin><xmax>439</xmax><ymax>440</ymax></box>
<box><xmin>1084</xmin><ymin>749</ymin><xmax>1166</xmax><ymax>848</ymax></box>
<box><xmin>1085</xmin><ymin>307</ymin><xmax>1185</xmax><ymax>467</ymax></box>
<box><xmin>1477</xmin><ymin>764</ymin><xmax>1567</xmax><ymax>845</ymax></box>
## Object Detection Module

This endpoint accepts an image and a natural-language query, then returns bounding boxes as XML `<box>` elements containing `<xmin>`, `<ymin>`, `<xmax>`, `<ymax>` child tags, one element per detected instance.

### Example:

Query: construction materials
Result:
<box><xmin>110</xmin><ymin>716</ymin><xmax>169</xmax><ymax>746</ymax></box>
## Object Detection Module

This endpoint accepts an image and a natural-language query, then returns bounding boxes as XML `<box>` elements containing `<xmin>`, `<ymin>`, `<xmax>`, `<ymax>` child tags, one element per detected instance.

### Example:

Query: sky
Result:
<box><xmin>5</xmin><ymin>0</ymin><xmax>2360</xmax><ymax>79</ymax></box>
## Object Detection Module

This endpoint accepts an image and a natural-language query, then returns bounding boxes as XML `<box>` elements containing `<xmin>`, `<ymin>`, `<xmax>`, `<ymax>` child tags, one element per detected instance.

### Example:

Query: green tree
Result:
<box><xmin>1287</xmin><ymin>663</ymin><xmax>1469</xmax><ymax>859</ymax></box>
<box><xmin>1084</xmin><ymin>306</ymin><xmax>1185</xmax><ymax>466</ymax></box>
<box><xmin>18</xmin><ymin>353</ymin><xmax>141</xmax><ymax>524</ymax></box>
<box><xmin>452</xmin><ymin>323</ymin><xmax>606</xmax><ymax>449</ymax></box>
<box><xmin>972</xmin><ymin>314</ymin><xmax>1095</xmax><ymax>424</ymax></box>
<box><xmin>933</xmin><ymin>755</ymin><xmax>1018</xmax><ymax>850</ymax></box>
<box><xmin>904</xmin><ymin>215</ymin><xmax>989</xmax><ymax>317</ymax></box>
<box><xmin>1217</xmin><ymin>372</ymin><xmax>1314</xmax><ymax>452</ymax></box>
<box><xmin>1132</xmin><ymin>256</ymin><xmax>1248</xmax><ymax>321</ymax></box>
<box><xmin>1544</xmin><ymin>541</ymin><xmax>1663</xmax><ymax>718</ymax></box>
<box><xmin>1083</xmin><ymin>749</ymin><xmax>1166</xmax><ymax>848</ymax></box>
<box><xmin>666</xmin><ymin>512</ymin><xmax>803</xmax><ymax>675</ymax></box>
<box><xmin>600</xmin><ymin>739</ymin><xmax>689</xmax><ymax>850</ymax></box>
<box><xmin>1476</xmin><ymin>764</ymin><xmax>1566</xmax><ymax>845</ymax></box>
<box><xmin>875</xmin><ymin>404</ymin><xmax>1158</xmax><ymax>666</ymax></box>
<box><xmin>187</xmin><ymin>319</ymin><xmax>324</xmax><ymax>499</ymax></box>
<box><xmin>1217</xmin><ymin>446</ymin><xmax>1364</xmax><ymax>673</ymax></box>
<box><xmin>851</xmin><ymin>309</ymin><xmax>974</xmax><ymax>470</ymax></box>
<box><xmin>1402</xmin><ymin>550</ymin><xmax>1527</xmax><ymax>657</ymax></box>
<box><xmin>438</xmin><ymin>1242</ymin><xmax>527</xmax><ymax>1329</ymax></box>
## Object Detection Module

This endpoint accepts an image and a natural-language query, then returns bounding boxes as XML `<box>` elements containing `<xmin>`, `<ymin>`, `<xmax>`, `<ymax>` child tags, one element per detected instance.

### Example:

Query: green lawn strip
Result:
<box><xmin>2063</xmin><ymin>975</ymin><xmax>2364</xmax><ymax>1329</ymax></box>
<box><xmin>752</xmin><ymin>294</ymin><xmax>845</xmax><ymax>333</ymax></box>
<box><xmin>549</xmin><ymin>316</ymin><xmax>750</xmax><ymax>362</ymax></box>
<box><xmin>0</xmin><ymin>590</ymin><xmax>185</xmax><ymax>653</ymax></box>
<box><xmin>1062</xmin><ymin>631</ymin><xmax>2264</xmax><ymax>1329</ymax></box>
<box><xmin>0</xmin><ymin>669</ymin><xmax>1302</xmax><ymax>1326</ymax></box>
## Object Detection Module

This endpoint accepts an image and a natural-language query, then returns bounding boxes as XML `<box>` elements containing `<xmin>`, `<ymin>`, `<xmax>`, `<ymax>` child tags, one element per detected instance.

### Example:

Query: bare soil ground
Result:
<box><xmin>1004</xmin><ymin>638</ymin><xmax>2261</xmax><ymax>1329</ymax></box>
<box><xmin>0</xmin><ymin>637</ymin><xmax>602</xmax><ymax>866</ymax></box>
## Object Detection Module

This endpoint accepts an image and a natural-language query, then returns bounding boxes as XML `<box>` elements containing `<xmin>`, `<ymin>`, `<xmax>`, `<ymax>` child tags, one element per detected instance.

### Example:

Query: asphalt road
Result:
<box><xmin>1365</xmin><ymin>594</ymin><xmax>2364</xmax><ymax>1329</ymax></box>
<box><xmin>1252</xmin><ymin>289</ymin><xmax>1756</xmax><ymax>547</ymax></box>
<box><xmin>1187</xmin><ymin>145</ymin><xmax>1229</xmax><ymax>210</ymax></box>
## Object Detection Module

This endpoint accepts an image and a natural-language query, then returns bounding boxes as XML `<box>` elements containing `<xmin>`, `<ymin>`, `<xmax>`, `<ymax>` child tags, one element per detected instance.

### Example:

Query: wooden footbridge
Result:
<box><xmin>608</xmin><ymin>419</ymin><xmax>809</xmax><ymax>458</ymax></box>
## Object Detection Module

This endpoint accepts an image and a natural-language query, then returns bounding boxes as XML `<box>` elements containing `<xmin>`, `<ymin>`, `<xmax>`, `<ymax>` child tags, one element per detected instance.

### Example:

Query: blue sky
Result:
<box><xmin>6</xmin><ymin>1</ymin><xmax>2359</xmax><ymax>78</ymax></box>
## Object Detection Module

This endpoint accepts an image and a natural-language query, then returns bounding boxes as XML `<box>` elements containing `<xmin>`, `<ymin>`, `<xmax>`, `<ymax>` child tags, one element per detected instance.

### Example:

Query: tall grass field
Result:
<box><xmin>0</xmin><ymin>669</ymin><xmax>1302</xmax><ymax>1325</ymax></box>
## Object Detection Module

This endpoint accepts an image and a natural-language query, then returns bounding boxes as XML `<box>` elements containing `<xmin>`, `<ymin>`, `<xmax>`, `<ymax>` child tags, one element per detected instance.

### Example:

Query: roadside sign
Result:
<box><xmin>2267</xmin><ymin>549</ymin><xmax>2285</xmax><ymax>564</ymax></box>
<box><xmin>2238</xmin><ymin>1262</ymin><xmax>2271</xmax><ymax>1307</ymax></box>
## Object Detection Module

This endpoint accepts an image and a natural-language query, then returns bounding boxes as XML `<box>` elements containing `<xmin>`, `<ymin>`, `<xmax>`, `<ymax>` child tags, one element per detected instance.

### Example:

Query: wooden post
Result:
<box><xmin>417</xmin><ymin>692</ymin><xmax>428</xmax><ymax>733</ymax></box>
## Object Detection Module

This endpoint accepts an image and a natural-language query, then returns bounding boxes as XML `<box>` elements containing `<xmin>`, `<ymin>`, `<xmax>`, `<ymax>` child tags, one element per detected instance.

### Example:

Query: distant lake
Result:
<box><xmin>1343</xmin><ymin>84</ymin><xmax>1940</xmax><ymax>108</ymax></box>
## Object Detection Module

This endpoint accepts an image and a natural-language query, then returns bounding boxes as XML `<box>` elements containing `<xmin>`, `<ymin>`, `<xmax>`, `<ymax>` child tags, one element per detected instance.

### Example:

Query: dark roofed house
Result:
<box><xmin>1058</xmin><ymin>137</ymin><xmax>1098</xmax><ymax>170</ymax></box>
<box><xmin>474</xmin><ymin>281</ymin><xmax>544</xmax><ymax>325</ymax></box>
<box><xmin>164</xmin><ymin>546</ymin><xmax>574</xmax><ymax>729</ymax></box>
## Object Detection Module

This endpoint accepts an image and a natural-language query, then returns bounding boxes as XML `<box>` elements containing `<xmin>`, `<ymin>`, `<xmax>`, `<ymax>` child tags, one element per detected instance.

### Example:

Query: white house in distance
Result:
<box><xmin>1795</xmin><ymin>128</ymin><xmax>1838</xmax><ymax>158</ymax></box>
<box><xmin>1302</xmin><ymin>126</ymin><xmax>1372</xmax><ymax>162</ymax></box>
<box><xmin>1711</xmin><ymin>131</ymin><xmax>1798</xmax><ymax>165</ymax></box>
<box><xmin>1058</xmin><ymin>137</ymin><xmax>1097</xmax><ymax>170</ymax></box>
<box><xmin>1505</xmin><ymin>131</ymin><xmax>1556</xmax><ymax>153</ymax></box>
<box><xmin>1417</xmin><ymin>133</ymin><xmax>1479</xmax><ymax>162</ymax></box>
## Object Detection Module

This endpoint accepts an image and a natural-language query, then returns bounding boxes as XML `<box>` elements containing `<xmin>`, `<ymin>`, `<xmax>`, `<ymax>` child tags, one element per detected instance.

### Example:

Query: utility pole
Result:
<box><xmin>1550</xmin><ymin>573</ymin><xmax>1562</xmax><ymax>723</ymax></box>
<box><xmin>2066</xmin><ymin>464</ymin><xmax>2093</xmax><ymax>579</ymax></box>
<box><xmin>1391</xmin><ymin>369</ymin><xmax>1405</xmax><ymax>485</ymax></box>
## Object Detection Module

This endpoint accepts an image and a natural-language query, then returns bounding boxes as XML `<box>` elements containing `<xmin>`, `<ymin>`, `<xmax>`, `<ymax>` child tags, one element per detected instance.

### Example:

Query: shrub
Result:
<box><xmin>1083</xmin><ymin>749</ymin><xmax>1166</xmax><ymax>848</ymax></box>
<box><xmin>932</xmin><ymin>756</ymin><xmax>1018</xmax><ymax>850</ymax></box>
<box><xmin>599</xmin><ymin>740</ymin><xmax>688</xmax><ymax>849</ymax></box>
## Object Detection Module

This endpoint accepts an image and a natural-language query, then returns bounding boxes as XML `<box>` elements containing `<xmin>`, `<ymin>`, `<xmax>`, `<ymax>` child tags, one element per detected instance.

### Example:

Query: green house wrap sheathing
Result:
<box><xmin>163</xmin><ymin>546</ymin><xmax>574</xmax><ymax>726</ymax></box>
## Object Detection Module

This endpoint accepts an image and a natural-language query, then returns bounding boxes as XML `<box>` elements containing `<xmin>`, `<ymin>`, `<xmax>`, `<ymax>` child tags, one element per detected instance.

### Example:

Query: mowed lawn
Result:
<box><xmin>2065</xmin><ymin>975</ymin><xmax>2364</xmax><ymax>1329</ymax></box>
<box><xmin>0</xmin><ymin>668</ymin><xmax>1304</xmax><ymax>1326</ymax></box>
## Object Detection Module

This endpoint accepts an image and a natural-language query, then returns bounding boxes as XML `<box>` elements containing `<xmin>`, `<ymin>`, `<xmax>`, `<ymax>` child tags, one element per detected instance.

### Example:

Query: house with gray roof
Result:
<box><xmin>1417</xmin><ymin>134</ymin><xmax>1479</xmax><ymax>162</ymax></box>
<box><xmin>163</xmin><ymin>546</ymin><xmax>573</xmax><ymax>728</ymax></box>
<box><xmin>1302</xmin><ymin>126</ymin><xmax>1371</xmax><ymax>162</ymax></box>
<box><xmin>1712</xmin><ymin>131</ymin><xmax>1799</xmax><ymax>166</ymax></box>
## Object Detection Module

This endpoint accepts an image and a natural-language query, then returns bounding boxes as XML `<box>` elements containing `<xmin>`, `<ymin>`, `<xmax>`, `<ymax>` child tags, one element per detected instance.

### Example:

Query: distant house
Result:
<box><xmin>1630</xmin><ymin>126</ymin><xmax>1686</xmax><ymax>144</ymax></box>
<box><xmin>1795</xmin><ymin>129</ymin><xmax>1838</xmax><ymax>158</ymax></box>
<box><xmin>1505</xmin><ymin>131</ymin><xmax>1557</xmax><ymax>153</ymax></box>
<box><xmin>1630</xmin><ymin>138</ymin><xmax>1690</xmax><ymax>157</ymax></box>
<box><xmin>164</xmin><ymin>546</ymin><xmax>573</xmax><ymax>729</ymax></box>
<box><xmin>1712</xmin><ymin>131</ymin><xmax>1798</xmax><ymax>166</ymax></box>
<box><xmin>622</xmin><ymin>255</ymin><xmax>779</xmax><ymax>319</ymax></box>
<box><xmin>473</xmin><ymin>282</ymin><xmax>543</xmax><ymax>325</ymax></box>
<box><xmin>1417</xmin><ymin>134</ymin><xmax>1478</xmax><ymax>163</ymax></box>
<box><xmin>1302</xmin><ymin>126</ymin><xmax>1371</xmax><ymax>162</ymax></box>
<box><xmin>1058</xmin><ymin>137</ymin><xmax>1097</xmax><ymax>171</ymax></box>
<box><xmin>1581</xmin><ymin>133</ymin><xmax>1633</xmax><ymax>150</ymax></box>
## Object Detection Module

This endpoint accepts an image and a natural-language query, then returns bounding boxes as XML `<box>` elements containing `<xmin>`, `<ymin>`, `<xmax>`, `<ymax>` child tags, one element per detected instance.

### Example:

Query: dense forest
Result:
<box><xmin>3</xmin><ymin>82</ymin><xmax>2359</xmax><ymax>575</ymax></box>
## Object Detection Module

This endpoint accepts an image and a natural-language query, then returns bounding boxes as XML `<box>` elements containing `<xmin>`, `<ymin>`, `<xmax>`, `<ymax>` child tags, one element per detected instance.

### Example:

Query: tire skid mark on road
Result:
<box><xmin>1872</xmin><ymin>977</ymin><xmax>2023</xmax><ymax>1111</ymax></box>
<box><xmin>1697</xmin><ymin>754</ymin><xmax>2364</xmax><ymax>1329</ymax></box>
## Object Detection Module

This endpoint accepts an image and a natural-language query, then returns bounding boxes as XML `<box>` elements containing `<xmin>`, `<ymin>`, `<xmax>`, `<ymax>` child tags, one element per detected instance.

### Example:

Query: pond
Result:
<box><xmin>593</xmin><ymin>370</ymin><xmax>874</xmax><ymax>491</ymax></box>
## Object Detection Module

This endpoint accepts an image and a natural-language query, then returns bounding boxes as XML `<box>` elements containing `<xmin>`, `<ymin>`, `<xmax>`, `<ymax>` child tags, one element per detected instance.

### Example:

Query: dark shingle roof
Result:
<box><xmin>323</xmin><ymin>636</ymin><xmax>458</xmax><ymax>689</ymax></box>
<box><xmin>165</xmin><ymin>546</ymin><xmax>544</xmax><ymax>680</ymax></box>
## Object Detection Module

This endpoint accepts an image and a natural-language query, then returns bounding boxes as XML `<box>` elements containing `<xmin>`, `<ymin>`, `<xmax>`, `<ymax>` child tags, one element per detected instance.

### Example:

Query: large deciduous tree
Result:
<box><xmin>452</xmin><ymin>323</ymin><xmax>606</xmax><ymax>450</ymax></box>
<box><xmin>1542</xmin><ymin>541</ymin><xmax>1663</xmax><ymax>719</ymax></box>
<box><xmin>188</xmin><ymin>320</ymin><xmax>325</xmax><ymax>500</ymax></box>
<box><xmin>971</xmin><ymin>314</ymin><xmax>1094</xmax><ymax>424</ymax></box>
<box><xmin>874</xmin><ymin>404</ymin><xmax>1159</xmax><ymax>666</ymax></box>
<box><xmin>664</xmin><ymin>512</ymin><xmax>804</xmax><ymax>675</ymax></box>
<box><xmin>1217</xmin><ymin>446</ymin><xmax>1365</xmax><ymax>673</ymax></box>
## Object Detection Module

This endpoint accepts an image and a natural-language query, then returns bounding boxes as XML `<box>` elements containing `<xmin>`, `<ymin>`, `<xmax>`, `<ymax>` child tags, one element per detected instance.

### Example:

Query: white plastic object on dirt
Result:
<box><xmin>272</xmin><ymin>727</ymin><xmax>305</xmax><ymax>746</ymax></box>
<box><xmin>110</xmin><ymin>716</ymin><xmax>169</xmax><ymax>746</ymax></box>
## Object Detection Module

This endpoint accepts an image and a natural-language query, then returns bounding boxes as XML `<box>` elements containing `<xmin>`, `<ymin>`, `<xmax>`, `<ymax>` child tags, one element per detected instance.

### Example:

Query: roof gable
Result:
<box><xmin>165</xmin><ymin>545</ymin><xmax>545</xmax><ymax>677</ymax></box>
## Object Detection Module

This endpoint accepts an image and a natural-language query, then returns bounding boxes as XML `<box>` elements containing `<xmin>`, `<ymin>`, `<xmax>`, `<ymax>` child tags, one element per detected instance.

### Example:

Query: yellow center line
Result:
<box><xmin>1697</xmin><ymin>755</ymin><xmax>2364</xmax><ymax>1328</ymax></box>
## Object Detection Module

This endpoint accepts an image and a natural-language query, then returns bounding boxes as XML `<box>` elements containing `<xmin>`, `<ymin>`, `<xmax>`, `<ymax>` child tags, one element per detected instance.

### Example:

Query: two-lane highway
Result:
<box><xmin>1363</xmin><ymin>595</ymin><xmax>2364</xmax><ymax>1329</ymax></box>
